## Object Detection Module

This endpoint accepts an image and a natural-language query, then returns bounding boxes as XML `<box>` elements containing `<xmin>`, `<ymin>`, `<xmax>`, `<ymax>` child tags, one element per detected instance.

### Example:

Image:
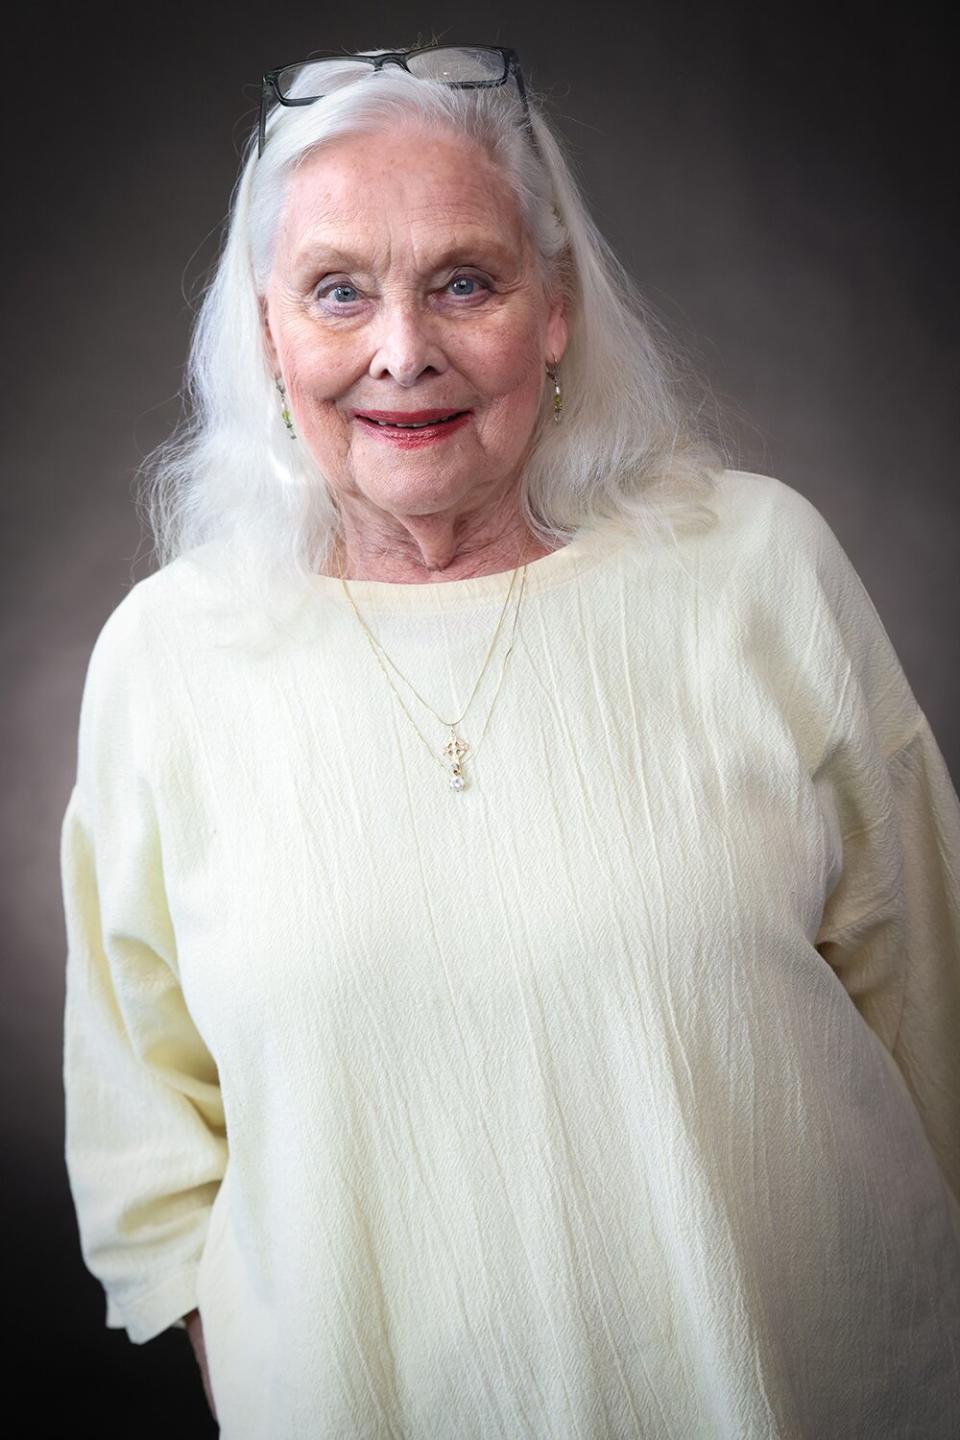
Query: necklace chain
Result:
<box><xmin>335</xmin><ymin>535</ymin><xmax>531</xmax><ymax>791</ymax></box>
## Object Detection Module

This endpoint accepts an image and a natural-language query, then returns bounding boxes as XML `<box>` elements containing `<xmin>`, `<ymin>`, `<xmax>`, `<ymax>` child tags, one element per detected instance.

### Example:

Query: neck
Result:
<box><xmin>327</xmin><ymin>499</ymin><xmax>555</xmax><ymax>584</ymax></box>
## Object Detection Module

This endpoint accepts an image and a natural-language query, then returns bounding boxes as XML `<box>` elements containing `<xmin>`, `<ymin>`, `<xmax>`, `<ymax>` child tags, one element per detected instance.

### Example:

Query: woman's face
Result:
<box><xmin>261</xmin><ymin>124</ymin><xmax>567</xmax><ymax>527</ymax></box>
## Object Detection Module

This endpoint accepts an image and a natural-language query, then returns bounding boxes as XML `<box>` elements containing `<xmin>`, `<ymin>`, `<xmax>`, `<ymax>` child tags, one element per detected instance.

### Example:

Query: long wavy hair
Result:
<box><xmin>138</xmin><ymin>53</ymin><xmax>725</xmax><ymax>616</ymax></box>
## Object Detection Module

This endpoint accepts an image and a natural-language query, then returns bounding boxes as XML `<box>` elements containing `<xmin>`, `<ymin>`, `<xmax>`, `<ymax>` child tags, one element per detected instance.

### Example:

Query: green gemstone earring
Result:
<box><xmin>545</xmin><ymin>362</ymin><xmax>563</xmax><ymax>423</ymax></box>
<box><xmin>275</xmin><ymin>376</ymin><xmax>297</xmax><ymax>439</ymax></box>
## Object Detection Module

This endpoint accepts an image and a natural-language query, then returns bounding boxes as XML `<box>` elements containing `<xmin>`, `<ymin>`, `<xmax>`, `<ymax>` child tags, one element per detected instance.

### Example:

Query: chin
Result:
<box><xmin>368</xmin><ymin>481</ymin><xmax>479</xmax><ymax>516</ymax></box>
<box><xmin>359</xmin><ymin>466</ymin><xmax>480</xmax><ymax>512</ymax></box>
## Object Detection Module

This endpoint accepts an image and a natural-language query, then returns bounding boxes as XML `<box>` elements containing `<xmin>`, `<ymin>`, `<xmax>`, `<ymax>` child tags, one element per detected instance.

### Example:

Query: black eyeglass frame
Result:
<box><xmin>257</xmin><ymin>45</ymin><xmax>539</xmax><ymax>159</ymax></box>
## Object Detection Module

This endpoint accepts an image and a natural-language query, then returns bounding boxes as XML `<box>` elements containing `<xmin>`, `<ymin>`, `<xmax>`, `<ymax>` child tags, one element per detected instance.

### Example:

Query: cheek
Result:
<box><xmin>466</xmin><ymin>321</ymin><xmax>545</xmax><ymax>405</ymax></box>
<box><xmin>268</xmin><ymin>297</ymin><xmax>360</xmax><ymax>403</ymax></box>
<box><xmin>276</xmin><ymin>340</ymin><xmax>355</xmax><ymax>469</ymax></box>
<box><xmin>283</xmin><ymin>337</ymin><xmax>357</xmax><ymax>405</ymax></box>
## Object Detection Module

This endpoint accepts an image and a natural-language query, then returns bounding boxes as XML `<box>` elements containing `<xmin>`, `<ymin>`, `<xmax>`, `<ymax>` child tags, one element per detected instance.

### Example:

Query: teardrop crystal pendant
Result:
<box><xmin>546</xmin><ymin>365</ymin><xmax>562</xmax><ymax>423</ymax></box>
<box><xmin>443</xmin><ymin>730</ymin><xmax>470</xmax><ymax>792</ymax></box>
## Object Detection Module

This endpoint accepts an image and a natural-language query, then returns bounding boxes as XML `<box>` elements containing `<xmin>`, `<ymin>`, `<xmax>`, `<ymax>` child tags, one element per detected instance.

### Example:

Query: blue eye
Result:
<box><xmin>448</xmin><ymin>275</ymin><xmax>485</xmax><ymax>297</ymax></box>
<box><xmin>327</xmin><ymin>283</ymin><xmax>359</xmax><ymax>304</ymax></box>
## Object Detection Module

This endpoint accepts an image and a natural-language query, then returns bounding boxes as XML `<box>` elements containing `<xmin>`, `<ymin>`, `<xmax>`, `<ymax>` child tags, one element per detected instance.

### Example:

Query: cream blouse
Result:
<box><xmin>61</xmin><ymin>469</ymin><xmax>960</xmax><ymax>1438</ymax></box>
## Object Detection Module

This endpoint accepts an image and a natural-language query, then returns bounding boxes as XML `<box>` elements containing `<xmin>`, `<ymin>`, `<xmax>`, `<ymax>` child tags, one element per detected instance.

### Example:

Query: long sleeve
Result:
<box><xmin>805</xmin><ymin>509</ymin><xmax>960</xmax><ymax>1204</ymax></box>
<box><xmin>61</xmin><ymin>589</ymin><xmax>227</xmax><ymax>1344</ymax></box>
<box><xmin>815</xmin><ymin>715</ymin><xmax>960</xmax><ymax>1203</ymax></box>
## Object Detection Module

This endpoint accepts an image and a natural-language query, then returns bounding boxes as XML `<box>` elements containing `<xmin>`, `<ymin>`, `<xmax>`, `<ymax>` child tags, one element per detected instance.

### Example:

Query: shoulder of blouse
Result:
<box><xmin>703</xmin><ymin>469</ymin><xmax>878</xmax><ymax>611</ymax></box>
<box><xmin>710</xmin><ymin>469</ymin><xmax>922</xmax><ymax>760</ymax></box>
<box><xmin>73</xmin><ymin>552</ymin><xmax>217</xmax><ymax>798</ymax></box>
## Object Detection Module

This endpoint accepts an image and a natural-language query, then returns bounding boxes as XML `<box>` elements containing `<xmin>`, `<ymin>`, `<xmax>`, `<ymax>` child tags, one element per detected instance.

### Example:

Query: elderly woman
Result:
<box><xmin>61</xmin><ymin>44</ymin><xmax>960</xmax><ymax>1439</ymax></box>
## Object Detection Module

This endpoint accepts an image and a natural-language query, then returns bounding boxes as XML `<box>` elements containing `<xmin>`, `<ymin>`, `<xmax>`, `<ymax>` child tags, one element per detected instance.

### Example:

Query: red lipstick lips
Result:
<box><xmin>353</xmin><ymin>408</ymin><xmax>468</xmax><ymax>425</ymax></box>
<box><xmin>352</xmin><ymin>408</ymin><xmax>471</xmax><ymax>447</ymax></box>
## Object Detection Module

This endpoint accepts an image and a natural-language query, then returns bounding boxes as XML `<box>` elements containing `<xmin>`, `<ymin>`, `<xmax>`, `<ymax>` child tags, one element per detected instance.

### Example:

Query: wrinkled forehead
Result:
<box><xmin>271</xmin><ymin>125</ymin><xmax>529</xmax><ymax>272</ymax></box>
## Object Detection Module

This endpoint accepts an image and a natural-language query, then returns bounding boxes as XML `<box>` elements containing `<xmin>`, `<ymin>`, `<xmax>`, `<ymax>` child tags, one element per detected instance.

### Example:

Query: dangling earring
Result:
<box><xmin>545</xmin><ymin>362</ymin><xmax>563</xmax><ymax>423</ymax></box>
<box><xmin>275</xmin><ymin>376</ymin><xmax>297</xmax><ymax>439</ymax></box>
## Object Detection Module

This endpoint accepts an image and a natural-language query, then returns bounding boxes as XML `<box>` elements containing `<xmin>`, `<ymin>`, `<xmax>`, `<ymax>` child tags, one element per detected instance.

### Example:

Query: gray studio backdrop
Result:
<box><xmin>3</xmin><ymin>1</ymin><xmax>955</xmax><ymax>1430</ymax></box>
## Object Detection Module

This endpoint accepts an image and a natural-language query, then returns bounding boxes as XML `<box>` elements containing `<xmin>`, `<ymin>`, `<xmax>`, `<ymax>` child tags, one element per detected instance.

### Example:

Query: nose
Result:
<box><xmin>367</xmin><ymin>300</ymin><xmax>448</xmax><ymax>387</ymax></box>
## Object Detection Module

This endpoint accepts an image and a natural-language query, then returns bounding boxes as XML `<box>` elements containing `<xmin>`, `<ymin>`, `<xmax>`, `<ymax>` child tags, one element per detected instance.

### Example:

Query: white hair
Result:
<box><xmin>138</xmin><ymin>53</ymin><xmax>725</xmax><ymax>619</ymax></box>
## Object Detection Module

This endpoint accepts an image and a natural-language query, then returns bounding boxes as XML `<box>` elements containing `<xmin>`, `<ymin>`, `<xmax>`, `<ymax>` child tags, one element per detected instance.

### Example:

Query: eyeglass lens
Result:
<box><xmin>274</xmin><ymin>47</ymin><xmax>509</xmax><ymax>101</ymax></box>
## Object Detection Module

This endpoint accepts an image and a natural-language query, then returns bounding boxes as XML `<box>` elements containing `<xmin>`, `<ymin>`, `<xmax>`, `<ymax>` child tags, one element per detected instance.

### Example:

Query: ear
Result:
<box><xmin>545</xmin><ymin>294</ymin><xmax>568</xmax><ymax>368</ymax></box>
<box><xmin>260</xmin><ymin>294</ymin><xmax>280</xmax><ymax>375</ymax></box>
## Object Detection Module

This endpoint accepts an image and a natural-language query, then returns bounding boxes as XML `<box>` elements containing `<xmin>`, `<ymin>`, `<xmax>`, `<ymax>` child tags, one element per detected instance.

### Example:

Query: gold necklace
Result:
<box><xmin>335</xmin><ymin>536</ymin><xmax>531</xmax><ymax>792</ymax></box>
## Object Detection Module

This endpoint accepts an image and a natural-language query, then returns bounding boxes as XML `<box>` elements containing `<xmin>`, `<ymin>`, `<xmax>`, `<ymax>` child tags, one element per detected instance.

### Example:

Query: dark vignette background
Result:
<box><xmin>2</xmin><ymin>1</ymin><xmax>956</xmax><ymax>1432</ymax></box>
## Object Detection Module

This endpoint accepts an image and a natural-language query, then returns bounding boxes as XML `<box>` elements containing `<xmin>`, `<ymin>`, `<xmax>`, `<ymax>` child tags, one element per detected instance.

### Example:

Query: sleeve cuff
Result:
<box><xmin>105</xmin><ymin>1266</ymin><xmax>199</xmax><ymax>1343</ymax></box>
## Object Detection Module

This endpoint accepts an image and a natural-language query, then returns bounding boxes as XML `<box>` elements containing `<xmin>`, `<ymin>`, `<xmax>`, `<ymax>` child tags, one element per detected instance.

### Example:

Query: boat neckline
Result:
<box><xmin>307</xmin><ymin>522</ymin><xmax>631</xmax><ymax>612</ymax></box>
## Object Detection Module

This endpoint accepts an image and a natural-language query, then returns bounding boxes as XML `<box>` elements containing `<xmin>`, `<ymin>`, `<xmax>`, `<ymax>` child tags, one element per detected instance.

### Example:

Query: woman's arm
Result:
<box><xmin>61</xmin><ymin>588</ymin><xmax>227</xmax><ymax>1343</ymax></box>
<box><xmin>183</xmin><ymin>1309</ymin><xmax>218</xmax><ymax>1422</ymax></box>
<box><xmin>797</xmin><ymin>490</ymin><xmax>960</xmax><ymax>1201</ymax></box>
<box><xmin>816</xmin><ymin>713</ymin><xmax>960</xmax><ymax>1201</ymax></box>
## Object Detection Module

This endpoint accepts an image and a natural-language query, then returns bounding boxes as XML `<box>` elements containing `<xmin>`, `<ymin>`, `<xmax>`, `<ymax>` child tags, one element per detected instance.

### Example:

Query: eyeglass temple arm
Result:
<box><xmin>258</xmin><ymin>78</ymin><xmax>272</xmax><ymax>157</ymax></box>
<box><xmin>507</xmin><ymin>59</ymin><xmax>543</xmax><ymax>162</ymax></box>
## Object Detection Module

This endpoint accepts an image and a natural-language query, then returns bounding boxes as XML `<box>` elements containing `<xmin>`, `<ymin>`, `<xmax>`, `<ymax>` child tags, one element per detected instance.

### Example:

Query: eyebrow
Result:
<box><xmin>290</xmin><ymin>238</ymin><xmax>520</xmax><ymax>276</ymax></box>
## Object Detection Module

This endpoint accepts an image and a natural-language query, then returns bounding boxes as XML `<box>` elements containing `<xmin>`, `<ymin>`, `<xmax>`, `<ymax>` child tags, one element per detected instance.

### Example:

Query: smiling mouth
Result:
<box><xmin>356</xmin><ymin>411</ymin><xmax>468</xmax><ymax>430</ymax></box>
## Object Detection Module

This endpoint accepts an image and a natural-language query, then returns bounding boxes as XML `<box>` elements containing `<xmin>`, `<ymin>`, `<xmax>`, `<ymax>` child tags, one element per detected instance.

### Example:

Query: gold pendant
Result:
<box><xmin>442</xmin><ymin>730</ymin><xmax>470</xmax><ymax>792</ymax></box>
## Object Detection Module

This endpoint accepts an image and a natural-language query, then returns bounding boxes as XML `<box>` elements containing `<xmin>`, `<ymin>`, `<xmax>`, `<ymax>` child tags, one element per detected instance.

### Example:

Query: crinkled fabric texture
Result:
<box><xmin>62</xmin><ymin>470</ymin><xmax>960</xmax><ymax>1438</ymax></box>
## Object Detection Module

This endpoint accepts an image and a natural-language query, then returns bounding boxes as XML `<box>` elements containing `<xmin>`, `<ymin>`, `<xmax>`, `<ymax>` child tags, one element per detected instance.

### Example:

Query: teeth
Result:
<box><xmin>371</xmin><ymin>414</ymin><xmax>459</xmax><ymax>429</ymax></box>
